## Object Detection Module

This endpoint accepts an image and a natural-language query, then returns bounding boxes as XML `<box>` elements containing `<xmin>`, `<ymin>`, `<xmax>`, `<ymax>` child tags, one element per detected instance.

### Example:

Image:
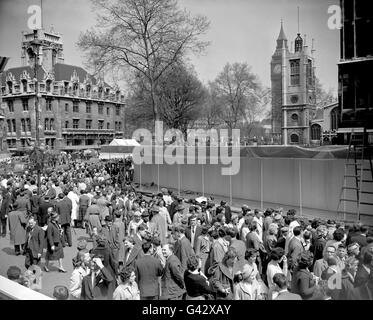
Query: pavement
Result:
<box><xmin>0</xmin><ymin>227</ymin><xmax>92</xmax><ymax>298</ymax></box>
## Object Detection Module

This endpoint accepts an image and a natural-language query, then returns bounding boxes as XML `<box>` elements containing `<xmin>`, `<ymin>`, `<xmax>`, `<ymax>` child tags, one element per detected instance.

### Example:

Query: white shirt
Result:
<box><xmin>267</xmin><ymin>260</ymin><xmax>283</xmax><ymax>289</ymax></box>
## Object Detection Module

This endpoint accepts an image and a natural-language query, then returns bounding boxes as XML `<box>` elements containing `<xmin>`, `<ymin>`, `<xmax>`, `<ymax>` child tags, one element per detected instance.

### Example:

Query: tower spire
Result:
<box><xmin>276</xmin><ymin>19</ymin><xmax>288</xmax><ymax>50</ymax></box>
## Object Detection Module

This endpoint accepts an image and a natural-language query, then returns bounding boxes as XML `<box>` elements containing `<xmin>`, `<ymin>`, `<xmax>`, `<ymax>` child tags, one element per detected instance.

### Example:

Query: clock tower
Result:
<box><xmin>270</xmin><ymin>22</ymin><xmax>316</xmax><ymax>145</ymax></box>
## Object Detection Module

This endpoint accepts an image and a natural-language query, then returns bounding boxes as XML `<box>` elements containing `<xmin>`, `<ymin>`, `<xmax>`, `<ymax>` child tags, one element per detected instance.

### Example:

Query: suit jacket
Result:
<box><xmin>0</xmin><ymin>192</ymin><xmax>11</xmax><ymax>219</ymax></box>
<box><xmin>15</xmin><ymin>196</ymin><xmax>31</xmax><ymax>213</ymax></box>
<box><xmin>274</xmin><ymin>290</ymin><xmax>302</xmax><ymax>300</ymax></box>
<box><xmin>80</xmin><ymin>267</ymin><xmax>115</xmax><ymax>300</ymax></box>
<box><xmin>24</xmin><ymin>225</ymin><xmax>44</xmax><ymax>258</ymax></box>
<box><xmin>135</xmin><ymin>254</ymin><xmax>163</xmax><ymax>297</ymax></box>
<box><xmin>287</xmin><ymin>237</ymin><xmax>304</xmax><ymax>269</ymax></box>
<box><xmin>56</xmin><ymin>197</ymin><xmax>72</xmax><ymax>225</ymax></box>
<box><xmin>174</xmin><ymin>236</ymin><xmax>195</xmax><ymax>272</ymax></box>
<box><xmin>38</xmin><ymin>200</ymin><xmax>54</xmax><ymax>226</ymax></box>
<box><xmin>30</xmin><ymin>195</ymin><xmax>40</xmax><ymax>215</ymax></box>
<box><xmin>354</xmin><ymin>265</ymin><xmax>371</xmax><ymax>288</ymax></box>
<box><xmin>161</xmin><ymin>254</ymin><xmax>185</xmax><ymax>299</ymax></box>
<box><xmin>123</xmin><ymin>245</ymin><xmax>144</xmax><ymax>269</ymax></box>
<box><xmin>46</xmin><ymin>221</ymin><xmax>62</xmax><ymax>249</ymax></box>
<box><xmin>185</xmin><ymin>226</ymin><xmax>202</xmax><ymax>251</ymax></box>
<box><xmin>223</xmin><ymin>205</ymin><xmax>232</xmax><ymax>223</ymax></box>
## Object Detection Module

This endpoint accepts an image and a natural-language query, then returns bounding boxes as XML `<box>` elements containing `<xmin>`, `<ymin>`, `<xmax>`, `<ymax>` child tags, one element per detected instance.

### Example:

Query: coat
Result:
<box><xmin>80</xmin><ymin>267</ymin><xmax>115</xmax><ymax>300</ymax></box>
<box><xmin>123</xmin><ymin>244</ymin><xmax>144</xmax><ymax>269</ymax></box>
<box><xmin>354</xmin><ymin>265</ymin><xmax>370</xmax><ymax>288</ymax></box>
<box><xmin>38</xmin><ymin>200</ymin><xmax>54</xmax><ymax>227</ymax></box>
<box><xmin>0</xmin><ymin>192</ymin><xmax>11</xmax><ymax>219</ymax></box>
<box><xmin>287</xmin><ymin>237</ymin><xmax>304</xmax><ymax>269</ymax></box>
<box><xmin>150</xmin><ymin>213</ymin><xmax>167</xmax><ymax>244</ymax></box>
<box><xmin>185</xmin><ymin>226</ymin><xmax>202</xmax><ymax>251</ymax></box>
<box><xmin>15</xmin><ymin>196</ymin><xmax>31</xmax><ymax>213</ymax></box>
<box><xmin>291</xmin><ymin>268</ymin><xmax>316</xmax><ymax>300</ymax></box>
<box><xmin>135</xmin><ymin>254</ymin><xmax>163</xmax><ymax>298</ymax></box>
<box><xmin>113</xmin><ymin>219</ymin><xmax>125</xmax><ymax>263</ymax></box>
<box><xmin>56</xmin><ymin>197</ymin><xmax>72</xmax><ymax>225</ymax></box>
<box><xmin>340</xmin><ymin>272</ymin><xmax>355</xmax><ymax>300</ymax></box>
<box><xmin>8</xmin><ymin>210</ymin><xmax>27</xmax><ymax>245</ymax></box>
<box><xmin>230</xmin><ymin>239</ymin><xmax>246</xmax><ymax>263</ymax></box>
<box><xmin>24</xmin><ymin>225</ymin><xmax>44</xmax><ymax>258</ymax></box>
<box><xmin>91</xmin><ymin>244</ymin><xmax>118</xmax><ymax>279</ymax></box>
<box><xmin>209</xmin><ymin>262</ymin><xmax>234</xmax><ymax>300</ymax></box>
<box><xmin>174</xmin><ymin>236</ymin><xmax>195</xmax><ymax>273</ymax></box>
<box><xmin>161</xmin><ymin>254</ymin><xmax>185</xmax><ymax>299</ymax></box>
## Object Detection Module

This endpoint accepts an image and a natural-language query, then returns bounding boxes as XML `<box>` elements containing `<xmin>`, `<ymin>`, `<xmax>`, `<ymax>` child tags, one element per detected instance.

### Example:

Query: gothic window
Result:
<box><xmin>7</xmin><ymin>81</ymin><xmax>12</xmax><ymax>94</ymax></box>
<box><xmin>22</xmin><ymin>99</ymin><xmax>29</xmax><ymax>111</ymax></box>
<box><xmin>306</xmin><ymin>60</ymin><xmax>314</xmax><ymax>87</ymax></box>
<box><xmin>50</xmin><ymin>118</ymin><xmax>55</xmax><ymax>130</ymax></box>
<box><xmin>26</xmin><ymin>118</ymin><xmax>31</xmax><ymax>131</ymax></box>
<box><xmin>86</xmin><ymin>102</ymin><xmax>91</xmax><ymax>113</ymax></box>
<box><xmin>116</xmin><ymin>90</ymin><xmax>120</xmax><ymax>101</ymax></box>
<box><xmin>46</xmin><ymin>99</ymin><xmax>52</xmax><ymax>111</ymax></box>
<box><xmin>44</xmin><ymin>118</ymin><xmax>49</xmax><ymax>130</ymax></box>
<box><xmin>73</xmin><ymin>82</ymin><xmax>79</xmax><ymax>95</ymax></box>
<box><xmin>330</xmin><ymin>107</ymin><xmax>340</xmax><ymax>131</ymax></box>
<box><xmin>21</xmin><ymin>119</ymin><xmax>26</xmax><ymax>132</ymax></box>
<box><xmin>118</xmin><ymin>121</ymin><xmax>122</xmax><ymax>131</ymax></box>
<box><xmin>86</xmin><ymin>84</ymin><xmax>91</xmax><ymax>96</ymax></box>
<box><xmin>22</xmin><ymin>80</ymin><xmax>28</xmax><ymax>93</ymax></box>
<box><xmin>290</xmin><ymin>133</ymin><xmax>299</xmax><ymax>143</ymax></box>
<box><xmin>21</xmin><ymin>139</ymin><xmax>26</xmax><ymax>148</ymax></box>
<box><xmin>311</xmin><ymin>124</ymin><xmax>321</xmax><ymax>140</ymax></box>
<box><xmin>107</xmin><ymin>107</ymin><xmax>110</xmax><ymax>115</ymax></box>
<box><xmin>73</xmin><ymin>119</ymin><xmax>79</xmax><ymax>129</ymax></box>
<box><xmin>65</xmin><ymin>103</ymin><xmax>69</xmax><ymax>112</ymax></box>
<box><xmin>65</xmin><ymin>121</ymin><xmax>69</xmax><ymax>129</ymax></box>
<box><xmin>12</xmin><ymin>119</ymin><xmax>16</xmax><ymax>132</ymax></box>
<box><xmin>116</xmin><ymin>105</ymin><xmax>120</xmax><ymax>116</ymax></box>
<box><xmin>98</xmin><ymin>103</ymin><xmax>104</xmax><ymax>114</ymax></box>
<box><xmin>290</xmin><ymin>59</ymin><xmax>300</xmax><ymax>86</ymax></box>
<box><xmin>107</xmin><ymin>122</ymin><xmax>110</xmax><ymax>129</ymax></box>
<box><xmin>86</xmin><ymin>120</ymin><xmax>92</xmax><ymax>129</ymax></box>
<box><xmin>46</xmin><ymin>80</ymin><xmax>52</xmax><ymax>93</ymax></box>
<box><xmin>73</xmin><ymin>101</ymin><xmax>79</xmax><ymax>113</ymax></box>
<box><xmin>98</xmin><ymin>87</ymin><xmax>103</xmax><ymax>99</ymax></box>
<box><xmin>7</xmin><ymin>120</ymin><xmax>11</xmax><ymax>132</ymax></box>
<box><xmin>64</xmin><ymin>82</ymin><xmax>69</xmax><ymax>94</ymax></box>
<box><xmin>8</xmin><ymin>101</ymin><xmax>14</xmax><ymax>113</ymax></box>
<box><xmin>98</xmin><ymin>120</ymin><xmax>104</xmax><ymax>130</ymax></box>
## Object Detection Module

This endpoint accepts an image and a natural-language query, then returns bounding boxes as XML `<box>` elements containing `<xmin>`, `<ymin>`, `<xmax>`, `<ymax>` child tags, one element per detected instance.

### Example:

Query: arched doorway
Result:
<box><xmin>311</xmin><ymin>124</ymin><xmax>321</xmax><ymax>140</ymax></box>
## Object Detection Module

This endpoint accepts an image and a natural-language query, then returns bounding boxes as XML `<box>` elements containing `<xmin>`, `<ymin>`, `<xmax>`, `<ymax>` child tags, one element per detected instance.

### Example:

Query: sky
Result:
<box><xmin>0</xmin><ymin>0</ymin><xmax>340</xmax><ymax>95</ymax></box>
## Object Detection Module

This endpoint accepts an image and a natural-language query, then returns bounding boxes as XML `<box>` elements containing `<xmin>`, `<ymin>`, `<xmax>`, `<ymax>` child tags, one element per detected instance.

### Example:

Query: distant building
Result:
<box><xmin>0</xmin><ymin>27</ymin><xmax>125</xmax><ymax>153</ymax></box>
<box><xmin>270</xmin><ymin>22</ymin><xmax>317</xmax><ymax>145</ymax></box>
<box><xmin>338</xmin><ymin>0</ymin><xmax>373</xmax><ymax>131</ymax></box>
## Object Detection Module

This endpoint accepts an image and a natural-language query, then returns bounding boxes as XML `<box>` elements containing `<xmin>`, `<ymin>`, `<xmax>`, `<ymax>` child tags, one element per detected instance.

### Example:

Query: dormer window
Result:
<box><xmin>7</xmin><ymin>81</ymin><xmax>12</xmax><ymax>94</ymax></box>
<box><xmin>73</xmin><ymin>82</ymin><xmax>79</xmax><ymax>96</ymax></box>
<box><xmin>22</xmin><ymin>80</ymin><xmax>28</xmax><ymax>93</ymax></box>
<box><xmin>86</xmin><ymin>84</ymin><xmax>91</xmax><ymax>96</ymax></box>
<box><xmin>98</xmin><ymin>87</ymin><xmax>103</xmax><ymax>99</ymax></box>
<box><xmin>46</xmin><ymin>80</ymin><xmax>52</xmax><ymax>93</ymax></box>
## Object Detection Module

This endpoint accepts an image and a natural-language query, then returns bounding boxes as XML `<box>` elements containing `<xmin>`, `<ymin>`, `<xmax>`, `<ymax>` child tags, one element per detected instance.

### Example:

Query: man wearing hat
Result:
<box><xmin>141</xmin><ymin>210</ymin><xmax>151</xmax><ymax>230</ymax></box>
<box><xmin>172</xmin><ymin>204</ymin><xmax>186</xmax><ymax>226</ymax></box>
<box><xmin>150</xmin><ymin>206</ymin><xmax>167</xmax><ymax>245</ymax></box>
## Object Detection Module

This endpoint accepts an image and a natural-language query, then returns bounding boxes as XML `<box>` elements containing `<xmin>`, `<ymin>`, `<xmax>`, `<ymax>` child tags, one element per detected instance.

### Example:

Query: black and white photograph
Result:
<box><xmin>0</xmin><ymin>0</ymin><xmax>373</xmax><ymax>306</ymax></box>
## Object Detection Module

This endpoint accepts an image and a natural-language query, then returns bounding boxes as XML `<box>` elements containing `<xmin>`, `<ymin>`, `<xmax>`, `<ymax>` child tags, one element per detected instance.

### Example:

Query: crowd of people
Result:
<box><xmin>1</xmin><ymin>158</ymin><xmax>373</xmax><ymax>300</ymax></box>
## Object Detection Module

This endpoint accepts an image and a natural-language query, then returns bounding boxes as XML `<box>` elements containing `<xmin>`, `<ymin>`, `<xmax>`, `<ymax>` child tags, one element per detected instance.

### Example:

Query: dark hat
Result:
<box><xmin>220</xmin><ymin>200</ymin><xmax>227</xmax><ymax>205</ymax></box>
<box><xmin>141</xmin><ymin>211</ymin><xmax>149</xmax><ymax>217</ymax></box>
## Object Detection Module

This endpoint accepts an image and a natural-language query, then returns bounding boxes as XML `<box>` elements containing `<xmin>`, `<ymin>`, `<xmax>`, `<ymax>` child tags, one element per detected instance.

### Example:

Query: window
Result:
<box><xmin>107</xmin><ymin>107</ymin><xmax>110</xmax><ymax>115</ymax></box>
<box><xmin>22</xmin><ymin>80</ymin><xmax>27</xmax><ymax>93</ymax></box>
<box><xmin>26</xmin><ymin>118</ymin><xmax>31</xmax><ymax>132</ymax></box>
<box><xmin>64</xmin><ymin>82</ymin><xmax>69</xmax><ymax>94</ymax></box>
<box><xmin>22</xmin><ymin>99</ymin><xmax>29</xmax><ymax>111</ymax></box>
<box><xmin>44</xmin><ymin>118</ymin><xmax>49</xmax><ymax>130</ymax></box>
<box><xmin>118</xmin><ymin>121</ymin><xmax>121</xmax><ymax>131</ymax></box>
<box><xmin>73</xmin><ymin>119</ymin><xmax>79</xmax><ymax>129</ymax></box>
<box><xmin>50</xmin><ymin>118</ymin><xmax>54</xmax><ymax>130</ymax></box>
<box><xmin>291</xmin><ymin>113</ymin><xmax>298</xmax><ymax>121</ymax></box>
<box><xmin>65</xmin><ymin>103</ymin><xmax>69</xmax><ymax>112</ymax></box>
<box><xmin>50</xmin><ymin>138</ymin><xmax>55</xmax><ymax>149</ymax></box>
<box><xmin>98</xmin><ymin>103</ymin><xmax>103</xmax><ymax>114</ymax></box>
<box><xmin>290</xmin><ymin>133</ymin><xmax>299</xmax><ymax>143</ymax></box>
<box><xmin>86</xmin><ymin>84</ymin><xmax>91</xmax><ymax>96</ymax></box>
<box><xmin>46</xmin><ymin>80</ymin><xmax>52</xmax><ymax>93</ymax></box>
<box><xmin>12</xmin><ymin>119</ymin><xmax>16</xmax><ymax>132</ymax></box>
<box><xmin>73</xmin><ymin>101</ymin><xmax>79</xmax><ymax>113</ymax></box>
<box><xmin>306</xmin><ymin>59</ymin><xmax>313</xmax><ymax>86</ymax></box>
<box><xmin>98</xmin><ymin>87</ymin><xmax>103</xmax><ymax>99</ymax></box>
<box><xmin>86</xmin><ymin>102</ymin><xmax>91</xmax><ymax>113</ymax></box>
<box><xmin>106</xmin><ymin>122</ymin><xmax>110</xmax><ymax>129</ymax></box>
<box><xmin>116</xmin><ymin>105</ymin><xmax>120</xmax><ymax>116</ymax></box>
<box><xmin>21</xmin><ymin>139</ymin><xmax>26</xmax><ymax>148</ymax></box>
<box><xmin>290</xmin><ymin>59</ymin><xmax>300</xmax><ymax>86</ymax></box>
<box><xmin>311</xmin><ymin>124</ymin><xmax>321</xmax><ymax>140</ymax></box>
<box><xmin>73</xmin><ymin>83</ymin><xmax>79</xmax><ymax>95</ymax></box>
<box><xmin>7</xmin><ymin>81</ymin><xmax>12</xmax><ymax>94</ymax></box>
<box><xmin>116</xmin><ymin>90</ymin><xmax>120</xmax><ymax>101</ymax></box>
<box><xmin>65</xmin><ymin>121</ymin><xmax>69</xmax><ymax>129</ymax></box>
<box><xmin>8</xmin><ymin>101</ymin><xmax>14</xmax><ymax>113</ymax></box>
<box><xmin>330</xmin><ymin>107</ymin><xmax>340</xmax><ymax>131</ymax></box>
<box><xmin>86</xmin><ymin>120</ymin><xmax>92</xmax><ymax>129</ymax></box>
<box><xmin>21</xmin><ymin>119</ymin><xmax>26</xmax><ymax>132</ymax></box>
<box><xmin>46</xmin><ymin>99</ymin><xmax>52</xmax><ymax>111</ymax></box>
<box><xmin>98</xmin><ymin>120</ymin><xmax>104</xmax><ymax>130</ymax></box>
<box><xmin>7</xmin><ymin>120</ymin><xmax>11</xmax><ymax>132</ymax></box>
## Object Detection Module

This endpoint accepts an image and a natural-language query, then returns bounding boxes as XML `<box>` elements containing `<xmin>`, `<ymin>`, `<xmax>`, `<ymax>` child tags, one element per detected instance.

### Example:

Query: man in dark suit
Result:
<box><xmin>354</xmin><ymin>251</ymin><xmax>373</xmax><ymax>287</ymax></box>
<box><xmin>273</xmin><ymin>273</ymin><xmax>302</xmax><ymax>300</ymax></box>
<box><xmin>0</xmin><ymin>188</ymin><xmax>11</xmax><ymax>237</ymax></box>
<box><xmin>29</xmin><ymin>189</ymin><xmax>40</xmax><ymax>220</ymax></box>
<box><xmin>123</xmin><ymin>236</ymin><xmax>143</xmax><ymax>269</ymax></box>
<box><xmin>160</xmin><ymin>243</ymin><xmax>185</xmax><ymax>300</ymax></box>
<box><xmin>80</xmin><ymin>255</ymin><xmax>115</xmax><ymax>300</ymax></box>
<box><xmin>351</xmin><ymin>225</ymin><xmax>369</xmax><ymax>248</ymax></box>
<box><xmin>24</xmin><ymin>216</ymin><xmax>44</xmax><ymax>269</ymax></box>
<box><xmin>55</xmin><ymin>192</ymin><xmax>72</xmax><ymax>247</ymax></box>
<box><xmin>220</xmin><ymin>201</ymin><xmax>232</xmax><ymax>224</ymax></box>
<box><xmin>38</xmin><ymin>196</ymin><xmax>54</xmax><ymax>227</ymax></box>
<box><xmin>173</xmin><ymin>225</ymin><xmax>195</xmax><ymax>273</ymax></box>
<box><xmin>287</xmin><ymin>226</ymin><xmax>304</xmax><ymax>271</ymax></box>
<box><xmin>185</xmin><ymin>215</ymin><xmax>202</xmax><ymax>251</ymax></box>
<box><xmin>135</xmin><ymin>241</ymin><xmax>163</xmax><ymax>300</ymax></box>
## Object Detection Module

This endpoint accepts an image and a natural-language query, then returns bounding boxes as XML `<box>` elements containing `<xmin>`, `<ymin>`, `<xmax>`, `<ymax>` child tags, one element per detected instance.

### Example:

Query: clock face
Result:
<box><xmin>273</xmin><ymin>64</ymin><xmax>281</xmax><ymax>74</ymax></box>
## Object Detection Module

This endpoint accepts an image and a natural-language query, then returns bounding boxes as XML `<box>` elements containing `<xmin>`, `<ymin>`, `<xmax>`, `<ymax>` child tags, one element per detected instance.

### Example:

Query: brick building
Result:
<box><xmin>0</xmin><ymin>27</ymin><xmax>125</xmax><ymax>153</ymax></box>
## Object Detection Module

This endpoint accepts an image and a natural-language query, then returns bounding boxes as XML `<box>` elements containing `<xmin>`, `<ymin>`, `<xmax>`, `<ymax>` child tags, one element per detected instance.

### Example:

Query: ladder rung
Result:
<box><xmin>345</xmin><ymin>175</ymin><xmax>359</xmax><ymax>177</ymax></box>
<box><xmin>340</xmin><ymin>198</ymin><xmax>358</xmax><ymax>202</ymax></box>
<box><xmin>360</xmin><ymin>202</ymin><xmax>373</xmax><ymax>206</ymax></box>
<box><xmin>361</xmin><ymin>180</ymin><xmax>373</xmax><ymax>183</ymax></box>
<box><xmin>361</xmin><ymin>191</ymin><xmax>373</xmax><ymax>194</ymax></box>
<box><xmin>342</xmin><ymin>187</ymin><xmax>359</xmax><ymax>190</ymax></box>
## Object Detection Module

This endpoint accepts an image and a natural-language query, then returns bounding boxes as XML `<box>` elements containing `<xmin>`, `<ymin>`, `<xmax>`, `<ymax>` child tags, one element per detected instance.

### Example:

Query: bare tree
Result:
<box><xmin>78</xmin><ymin>0</ymin><xmax>210</xmax><ymax>122</ymax></box>
<box><xmin>209</xmin><ymin>62</ymin><xmax>264</xmax><ymax>130</ymax></box>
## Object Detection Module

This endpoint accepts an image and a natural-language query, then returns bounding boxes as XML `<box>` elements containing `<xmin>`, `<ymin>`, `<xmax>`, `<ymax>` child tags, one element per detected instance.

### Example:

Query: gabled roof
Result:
<box><xmin>1</xmin><ymin>65</ymin><xmax>45</xmax><ymax>83</ymax></box>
